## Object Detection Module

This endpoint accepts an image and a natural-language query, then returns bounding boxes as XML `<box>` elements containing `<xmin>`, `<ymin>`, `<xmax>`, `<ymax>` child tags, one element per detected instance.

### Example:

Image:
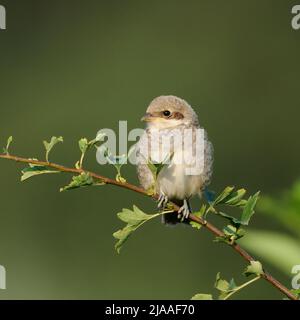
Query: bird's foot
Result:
<box><xmin>178</xmin><ymin>199</ymin><xmax>191</xmax><ymax>221</ymax></box>
<box><xmin>157</xmin><ymin>192</ymin><xmax>169</xmax><ymax>211</ymax></box>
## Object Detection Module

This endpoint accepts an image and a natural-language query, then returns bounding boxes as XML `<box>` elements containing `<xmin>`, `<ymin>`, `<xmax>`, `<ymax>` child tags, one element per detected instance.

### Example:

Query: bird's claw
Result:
<box><xmin>178</xmin><ymin>199</ymin><xmax>191</xmax><ymax>221</ymax></box>
<box><xmin>157</xmin><ymin>193</ymin><xmax>168</xmax><ymax>211</ymax></box>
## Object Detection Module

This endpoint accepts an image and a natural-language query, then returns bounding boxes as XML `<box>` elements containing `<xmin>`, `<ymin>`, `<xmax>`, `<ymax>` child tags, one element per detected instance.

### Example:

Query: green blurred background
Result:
<box><xmin>0</xmin><ymin>0</ymin><xmax>299</xmax><ymax>299</ymax></box>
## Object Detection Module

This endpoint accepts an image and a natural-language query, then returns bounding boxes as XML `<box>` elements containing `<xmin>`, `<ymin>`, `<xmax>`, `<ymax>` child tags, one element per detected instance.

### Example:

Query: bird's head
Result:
<box><xmin>141</xmin><ymin>95</ymin><xmax>199</xmax><ymax>130</ymax></box>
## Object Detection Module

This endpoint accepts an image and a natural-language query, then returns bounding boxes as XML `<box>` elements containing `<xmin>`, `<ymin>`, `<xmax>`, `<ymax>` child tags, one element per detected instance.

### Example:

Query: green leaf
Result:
<box><xmin>214</xmin><ymin>273</ymin><xmax>245</xmax><ymax>300</ymax></box>
<box><xmin>79</xmin><ymin>138</ymin><xmax>89</xmax><ymax>154</ymax></box>
<box><xmin>196</xmin><ymin>271</ymin><xmax>260</xmax><ymax>301</ymax></box>
<box><xmin>214</xmin><ymin>236</ymin><xmax>230</xmax><ymax>244</ymax></box>
<box><xmin>60</xmin><ymin>172</ymin><xmax>98</xmax><ymax>192</ymax></box>
<box><xmin>291</xmin><ymin>289</ymin><xmax>300</xmax><ymax>298</ymax></box>
<box><xmin>117</xmin><ymin>205</ymin><xmax>152</xmax><ymax>224</ymax></box>
<box><xmin>113</xmin><ymin>206</ymin><xmax>162</xmax><ymax>253</ymax></box>
<box><xmin>212</xmin><ymin>190</ymin><xmax>259</xmax><ymax>227</ymax></box>
<box><xmin>75</xmin><ymin>161</ymin><xmax>81</xmax><ymax>169</ymax></box>
<box><xmin>147</xmin><ymin>153</ymin><xmax>173</xmax><ymax>181</ymax></box>
<box><xmin>223</xmin><ymin>224</ymin><xmax>238</xmax><ymax>236</ymax></box>
<box><xmin>190</xmin><ymin>205</ymin><xmax>206</xmax><ymax>229</ymax></box>
<box><xmin>215</xmin><ymin>272</ymin><xmax>230</xmax><ymax>292</ymax></box>
<box><xmin>3</xmin><ymin>136</ymin><xmax>13</xmax><ymax>154</ymax></box>
<box><xmin>116</xmin><ymin>172</ymin><xmax>127</xmax><ymax>183</ymax></box>
<box><xmin>43</xmin><ymin>136</ymin><xmax>63</xmax><ymax>162</ymax></box>
<box><xmin>113</xmin><ymin>225</ymin><xmax>139</xmax><ymax>254</ymax></box>
<box><xmin>102</xmin><ymin>146</ymin><xmax>133</xmax><ymax>183</ymax></box>
<box><xmin>217</xmin><ymin>212</ymin><xmax>242</xmax><ymax>226</ymax></box>
<box><xmin>21</xmin><ymin>165</ymin><xmax>60</xmax><ymax>181</ymax></box>
<box><xmin>214</xmin><ymin>224</ymin><xmax>245</xmax><ymax>244</ymax></box>
<box><xmin>213</xmin><ymin>186</ymin><xmax>235</xmax><ymax>205</ymax></box>
<box><xmin>228</xmin><ymin>278</ymin><xmax>238</xmax><ymax>291</ymax></box>
<box><xmin>104</xmin><ymin>148</ymin><xmax>127</xmax><ymax>168</ymax></box>
<box><xmin>224</xmin><ymin>189</ymin><xmax>247</xmax><ymax>207</ymax></box>
<box><xmin>103</xmin><ymin>146</ymin><xmax>135</xmax><ymax>183</ymax></box>
<box><xmin>78</xmin><ymin>135</ymin><xmax>105</xmax><ymax>168</ymax></box>
<box><xmin>212</xmin><ymin>187</ymin><xmax>248</xmax><ymax>208</ymax></box>
<box><xmin>215</xmin><ymin>273</ymin><xmax>238</xmax><ymax>300</ymax></box>
<box><xmin>191</xmin><ymin>293</ymin><xmax>213</xmax><ymax>300</ymax></box>
<box><xmin>244</xmin><ymin>261</ymin><xmax>263</xmax><ymax>277</ymax></box>
<box><xmin>240</xmin><ymin>192</ymin><xmax>260</xmax><ymax>225</ymax></box>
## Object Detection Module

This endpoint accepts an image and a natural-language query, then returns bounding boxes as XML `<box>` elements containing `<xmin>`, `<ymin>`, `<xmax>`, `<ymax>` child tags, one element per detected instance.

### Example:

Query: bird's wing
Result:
<box><xmin>203</xmin><ymin>132</ymin><xmax>214</xmax><ymax>188</ymax></box>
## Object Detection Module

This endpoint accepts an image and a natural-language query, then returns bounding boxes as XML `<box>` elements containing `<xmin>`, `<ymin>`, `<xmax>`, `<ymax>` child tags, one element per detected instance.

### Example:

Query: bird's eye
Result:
<box><xmin>163</xmin><ymin>110</ymin><xmax>171</xmax><ymax>117</ymax></box>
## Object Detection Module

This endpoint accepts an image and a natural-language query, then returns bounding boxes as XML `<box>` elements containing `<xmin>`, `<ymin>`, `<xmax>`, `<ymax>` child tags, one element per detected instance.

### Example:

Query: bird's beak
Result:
<box><xmin>141</xmin><ymin>113</ymin><xmax>155</xmax><ymax>122</ymax></box>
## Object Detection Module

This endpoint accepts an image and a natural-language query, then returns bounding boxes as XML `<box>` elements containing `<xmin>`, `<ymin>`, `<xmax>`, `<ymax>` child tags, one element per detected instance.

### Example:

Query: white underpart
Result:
<box><xmin>136</xmin><ymin>127</ymin><xmax>213</xmax><ymax>201</ymax></box>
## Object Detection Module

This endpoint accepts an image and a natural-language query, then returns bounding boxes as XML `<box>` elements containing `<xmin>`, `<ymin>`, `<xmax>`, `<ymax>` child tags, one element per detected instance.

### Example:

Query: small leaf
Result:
<box><xmin>103</xmin><ymin>147</ymin><xmax>129</xmax><ymax>182</ymax></box>
<box><xmin>79</xmin><ymin>138</ymin><xmax>89</xmax><ymax>154</ymax></box>
<box><xmin>60</xmin><ymin>172</ymin><xmax>98</xmax><ymax>192</ymax></box>
<box><xmin>228</xmin><ymin>278</ymin><xmax>237</xmax><ymax>291</ymax></box>
<box><xmin>212</xmin><ymin>187</ymin><xmax>249</xmax><ymax>208</ymax></box>
<box><xmin>78</xmin><ymin>136</ymin><xmax>104</xmax><ymax>168</ymax></box>
<box><xmin>215</xmin><ymin>272</ymin><xmax>230</xmax><ymax>292</ymax></box>
<box><xmin>214</xmin><ymin>224</ymin><xmax>245</xmax><ymax>244</ymax></box>
<box><xmin>214</xmin><ymin>273</ymin><xmax>239</xmax><ymax>300</ymax></box>
<box><xmin>244</xmin><ymin>261</ymin><xmax>263</xmax><ymax>277</ymax></box>
<box><xmin>113</xmin><ymin>206</ymin><xmax>161</xmax><ymax>253</ymax></box>
<box><xmin>147</xmin><ymin>153</ymin><xmax>173</xmax><ymax>181</ymax></box>
<box><xmin>214</xmin><ymin>190</ymin><xmax>260</xmax><ymax>227</ymax></box>
<box><xmin>217</xmin><ymin>212</ymin><xmax>242</xmax><ymax>226</ymax></box>
<box><xmin>43</xmin><ymin>136</ymin><xmax>63</xmax><ymax>162</ymax></box>
<box><xmin>116</xmin><ymin>173</ymin><xmax>127</xmax><ymax>183</ymax></box>
<box><xmin>117</xmin><ymin>206</ymin><xmax>152</xmax><ymax>224</ymax></box>
<box><xmin>113</xmin><ymin>225</ymin><xmax>138</xmax><ymax>254</ymax></box>
<box><xmin>236</xmin><ymin>228</ymin><xmax>246</xmax><ymax>238</ymax></box>
<box><xmin>104</xmin><ymin>148</ymin><xmax>127</xmax><ymax>168</ymax></box>
<box><xmin>3</xmin><ymin>136</ymin><xmax>13</xmax><ymax>154</ymax></box>
<box><xmin>191</xmin><ymin>293</ymin><xmax>213</xmax><ymax>300</ymax></box>
<box><xmin>223</xmin><ymin>224</ymin><xmax>238</xmax><ymax>236</ymax></box>
<box><xmin>75</xmin><ymin>161</ymin><xmax>81</xmax><ymax>169</ymax></box>
<box><xmin>190</xmin><ymin>205</ymin><xmax>206</xmax><ymax>229</ymax></box>
<box><xmin>224</xmin><ymin>189</ymin><xmax>247</xmax><ymax>207</ymax></box>
<box><xmin>213</xmin><ymin>186</ymin><xmax>235</xmax><ymax>205</ymax></box>
<box><xmin>21</xmin><ymin>165</ymin><xmax>60</xmax><ymax>181</ymax></box>
<box><xmin>214</xmin><ymin>236</ymin><xmax>230</xmax><ymax>244</ymax></box>
<box><xmin>224</xmin><ymin>224</ymin><xmax>245</xmax><ymax>241</ymax></box>
<box><xmin>291</xmin><ymin>289</ymin><xmax>300</xmax><ymax>298</ymax></box>
<box><xmin>240</xmin><ymin>192</ymin><xmax>260</xmax><ymax>225</ymax></box>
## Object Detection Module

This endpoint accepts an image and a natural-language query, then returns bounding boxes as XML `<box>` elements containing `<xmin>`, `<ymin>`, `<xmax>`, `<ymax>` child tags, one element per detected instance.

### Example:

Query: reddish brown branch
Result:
<box><xmin>0</xmin><ymin>153</ymin><xmax>297</xmax><ymax>300</ymax></box>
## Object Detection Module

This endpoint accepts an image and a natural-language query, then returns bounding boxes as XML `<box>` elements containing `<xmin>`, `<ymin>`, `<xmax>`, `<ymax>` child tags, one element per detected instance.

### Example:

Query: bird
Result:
<box><xmin>136</xmin><ymin>95</ymin><xmax>213</xmax><ymax>224</ymax></box>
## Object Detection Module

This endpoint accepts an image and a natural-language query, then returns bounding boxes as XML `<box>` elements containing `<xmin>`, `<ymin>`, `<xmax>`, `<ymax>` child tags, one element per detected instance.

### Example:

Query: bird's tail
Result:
<box><xmin>162</xmin><ymin>199</ymin><xmax>189</xmax><ymax>225</ymax></box>
<box><xmin>162</xmin><ymin>210</ymin><xmax>181</xmax><ymax>225</ymax></box>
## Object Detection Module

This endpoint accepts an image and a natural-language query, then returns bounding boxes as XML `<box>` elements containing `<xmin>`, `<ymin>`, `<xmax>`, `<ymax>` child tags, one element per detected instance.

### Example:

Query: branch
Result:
<box><xmin>0</xmin><ymin>153</ymin><xmax>297</xmax><ymax>300</ymax></box>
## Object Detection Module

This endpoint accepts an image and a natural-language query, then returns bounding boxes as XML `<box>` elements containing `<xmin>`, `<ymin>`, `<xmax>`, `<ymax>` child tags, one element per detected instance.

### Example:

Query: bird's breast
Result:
<box><xmin>157</xmin><ymin>160</ymin><xmax>204</xmax><ymax>200</ymax></box>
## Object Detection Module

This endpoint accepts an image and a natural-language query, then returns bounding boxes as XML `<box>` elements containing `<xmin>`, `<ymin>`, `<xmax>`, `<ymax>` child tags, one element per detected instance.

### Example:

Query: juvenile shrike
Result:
<box><xmin>136</xmin><ymin>95</ymin><xmax>213</xmax><ymax>224</ymax></box>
